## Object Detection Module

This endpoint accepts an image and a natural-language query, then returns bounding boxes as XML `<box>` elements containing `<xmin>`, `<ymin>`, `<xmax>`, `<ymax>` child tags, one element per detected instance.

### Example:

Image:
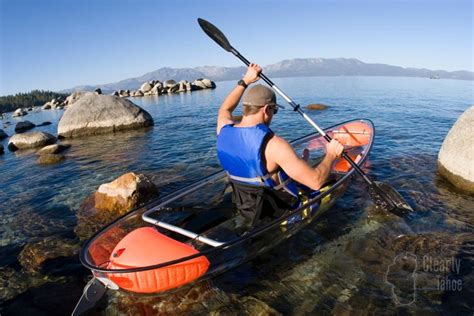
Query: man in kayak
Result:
<box><xmin>216</xmin><ymin>63</ymin><xmax>344</xmax><ymax>225</ymax></box>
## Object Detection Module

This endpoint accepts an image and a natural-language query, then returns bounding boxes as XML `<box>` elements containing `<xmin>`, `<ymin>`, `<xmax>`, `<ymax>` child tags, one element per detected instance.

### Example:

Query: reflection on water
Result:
<box><xmin>0</xmin><ymin>76</ymin><xmax>473</xmax><ymax>314</ymax></box>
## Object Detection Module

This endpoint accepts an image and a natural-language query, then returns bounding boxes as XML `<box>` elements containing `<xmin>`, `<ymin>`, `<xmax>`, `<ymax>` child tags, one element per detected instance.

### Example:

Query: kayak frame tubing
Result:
<box><xmin>79</xmin><ymin>119</ymin><xmax>375</xmax><ymax>274</ymax></box>
<box><xmin>142</xmin><ymin>215</ymin><xmax>225</xmax><ymax>247</ymax></box>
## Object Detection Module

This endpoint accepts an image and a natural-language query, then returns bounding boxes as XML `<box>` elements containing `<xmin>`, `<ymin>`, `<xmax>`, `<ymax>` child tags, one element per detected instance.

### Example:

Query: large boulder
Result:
<box><xmin>163</xmin><ymin>80</ymin><xmax>176</xmax><ymax>88</ymax></box>
<box><xmin>75</xmin><ymin>172</ymin><xmax>158</xmax><ymax>240</ymax></box>
<box><xmin>13</xmin><ymin>108</ymin><xmax>27</xmax><ymax>117</ymax></box>
<box><xmin>15</xmin><ymin>120</ymin><xmax>36</xmax><ymax>133</ymax></box>
<box><xmin>201</xmin><ymin>78</ymin><xmax>216</xmax><ymax>89</ymax></box>
<box><xmin>140</xmin><ymin>82</ymin><xmax>153</xmax><ymax>93</ymax></box>
<box><xmin>42</xmin><ymin>102</ymin><xmax>52</xmax><ymax>110</ymax></box>
<box><xmin>150</xmin><ymin>84</ymin><xmax>162</xmax><ymax>95</ymax></box>
<box><xmin>57</xmin><ymin>94</ymin><xmax>153</xmax><ymax>138</ymax></box>
<box><xmin>65</xmin><ymin>91</ymin><xmax>92</xmax><ymax>106</ymax></box>
<box><xmin>193</xmin><ymin>78</ymin><xmax>216</xmax><ymax>90</ymax></box>
<box><xmin>133</xmin><ymin>90</ymin><xmax>144</xmax><ymax>97</ymax></box>
<box><xmin>8</xmin><ymin>132</ymin><xmax>56</xmax><ymax>151</ymax></box>
<box><xmin>438</xmin><ymin>106</ymin><xmax>474</xmax><ymax>192</ymax></box>
<box><xmin>0</xmin><ymin>129</ymin><xmax>7</xmax><ymax>140</ymax></box>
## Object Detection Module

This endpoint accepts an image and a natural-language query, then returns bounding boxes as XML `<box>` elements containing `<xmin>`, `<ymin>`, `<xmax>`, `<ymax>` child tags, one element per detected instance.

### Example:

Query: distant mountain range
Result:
<box><xmin>62</xmin><ymin>58</ymin><xmax>474</xmax><ymax>93</ymax></box>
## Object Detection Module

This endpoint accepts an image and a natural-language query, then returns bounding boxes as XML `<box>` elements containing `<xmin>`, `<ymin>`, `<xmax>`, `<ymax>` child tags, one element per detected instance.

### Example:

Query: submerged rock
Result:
<box><xmin>36</xmin><ymin>121</ymin><xmax>52</xmax><ymax>127</ymax></box>
<box><xmin>8</xmin><ymin>132</ymin><xmax>56</xmax><ymax>151</ymax></box>
<box><xmin>18</xmin><ymin>236</ymin><xmax>80</xmax><ymax>273</ymax></box>
<box><xmin>14</xmin><ymin>120</ymin><xmax>36</xmax><ymax>133</ymax></box>
<box><xmin>37</xmin><ymin>153</ymin><xmax>66</xmax><ymax>165</ymax></box>
<box><xmin>305</xmin><ymin>103</ymin><xmax>328</xmax><ymax>111</ymax></box>
<box><xmin>438</xmin><ymin>106</ymin><xmax>474</xmax><ymax>192</ymax></box>
<box><xmin>0</xmin><ymin>128</ymin><xmax>8</xmax><ymax>139</ymax></box>
<box><xmin>75</xmin><ymin>172</ymin><xmax>158</xmax><ymax>240</ymax></box>
<box><xmin>37</xmin><ymin>144</ymin><xmax>70</xmax><ymax>155</ymax></box>
<box><xmin>57</xmin><ymin>94</ymin><xmax>153</xmax><ymax>138</ymax></box>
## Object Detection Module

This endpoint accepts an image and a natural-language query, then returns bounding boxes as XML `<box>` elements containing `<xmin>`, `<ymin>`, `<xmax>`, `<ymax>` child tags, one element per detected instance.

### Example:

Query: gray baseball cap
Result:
<box><xmin>242</xmin><ymin>84</ymin><xmax>285</xmax><ymax>109</ymax></box>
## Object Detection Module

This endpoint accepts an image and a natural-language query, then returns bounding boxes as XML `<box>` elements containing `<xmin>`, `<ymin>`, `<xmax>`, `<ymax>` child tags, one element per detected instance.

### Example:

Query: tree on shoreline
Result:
<box><xmin>0</xmin><ymin>90</ymin><xmax>67</xmax><ymax>114</ymax></box>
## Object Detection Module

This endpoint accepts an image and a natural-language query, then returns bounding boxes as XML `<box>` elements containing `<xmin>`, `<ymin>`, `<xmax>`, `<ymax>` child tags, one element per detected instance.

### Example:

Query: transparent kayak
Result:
<box><xmin>78</xmin><ymin>119</ymin><xmax>374</xmax><ymax>296</ymax></box>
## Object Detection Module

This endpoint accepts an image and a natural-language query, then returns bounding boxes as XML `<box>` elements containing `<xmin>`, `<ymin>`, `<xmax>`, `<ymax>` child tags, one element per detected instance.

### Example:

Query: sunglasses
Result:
<box><xmin>268</xmin><ymin>105</ymin><xmax>278</xmax><ymax>115</ymax></box>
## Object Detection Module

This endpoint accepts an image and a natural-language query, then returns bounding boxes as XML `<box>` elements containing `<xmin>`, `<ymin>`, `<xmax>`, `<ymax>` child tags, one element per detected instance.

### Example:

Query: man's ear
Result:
<box><xmin>263</xmin><ymin>104</ymin><xmax>270</xmax><ymax>115</ymax></box>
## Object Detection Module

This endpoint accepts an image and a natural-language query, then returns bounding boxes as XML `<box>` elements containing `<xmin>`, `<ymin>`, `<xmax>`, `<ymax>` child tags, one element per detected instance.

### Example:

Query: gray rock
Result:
<box><xmin>36</xmin><ymin>121</ymin><xmax>52</xmax><ymax>127</ymax></box>
<box><xmin>37</xmin><ymin>144</ymin><xmax>71</xmax><ymax>155</ymax></box>
<box><xmin>13</xmin><ymin>108</ymin><xmax>27</xmax><ymax>117</ymax></box>
<box><xmin>133</xmin><ymin>90</ymin><xmax>144</xmax><ymax>97</ymax></box>
<box><xmin>438</xmin><ymin>106</ymin><xmax>474</xmax><ymax>192</ymax></box>
<box><xmin>57</xmin><ymin>93</ymin><xmax>153</xmax><ymax>138</ymax></box>
<box><xmin>140</xmin><ymin>82</ymin><xmax>153</xmax><ymax>93</ymax></box>
<box><xmin>185</xmin><ymin>82</ymin><xmax>192</xmax><ymax>91</ymax></box>
<box><xmin>192</xmin><ymin>79</ymin><xmax>207</xmax><ymax>90</ymax></box>
<box><xmin>0</xmin><ymin>129</ymin><xmax>7</xmax><ymax>140</ymax></box>
<box><xmin>168</xmin><ymin>83</ymin><xmax>179</xmax><ymax>93</ymax></box>
<box><xmin>37</xmin><ymin>153</ymin><xmax>66</xmax><ymax>164</ymax></box>
<box><xmin>201</xmin><ymin>78</ymin><xmax>216</xmax><ymax>89</ymax></box>
<box><xmin>15</xmin><ymin>120</ymin><xmax>36</xmax><ymax>133</ymax></box>
<box><xmin>177</xmin><ymin>82</ymin><xmax>187</xmax><ymax>92</ymax></box>
<box><xmin>112</xmin><ymin>91</ymin><xmax>120</xmax><ymax>96</ymax></box>
<box><xmin>94</xmin><ymin>88</ymin><xmax>102</xmax><ymax>95</ymax></box>
<box><xmin>8</xmin><ymin>132</ymin><xmax>56</xmax><ymax>151</ymax></box>
<box><xmin>42</xmin><ymin>102</ymin><xmax>52</xmax><ymax>110</ymax></box>
<box><xmin>163</xmin><ymin>80</ymin><xmax>176</xmax><ymax>88</ymax></box>
<box><xmin>65</xmin><ymin>91</ymin><xmax>91</xmax><ymax>106</ymax></box>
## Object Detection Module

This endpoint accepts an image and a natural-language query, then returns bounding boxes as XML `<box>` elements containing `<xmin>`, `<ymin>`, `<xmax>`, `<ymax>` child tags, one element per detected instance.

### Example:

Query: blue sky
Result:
<box><xmin>0</xmin><ymin>0</ymin><xmax>472</xmax><ymax>95</ymax></box>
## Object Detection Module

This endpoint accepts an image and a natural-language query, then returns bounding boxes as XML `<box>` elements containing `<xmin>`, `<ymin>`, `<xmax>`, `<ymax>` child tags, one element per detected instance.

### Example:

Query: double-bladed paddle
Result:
<box><xmin>198</xmin><ymin>18</ymin><xmax>414</xmax><ymax>216</ymax></box>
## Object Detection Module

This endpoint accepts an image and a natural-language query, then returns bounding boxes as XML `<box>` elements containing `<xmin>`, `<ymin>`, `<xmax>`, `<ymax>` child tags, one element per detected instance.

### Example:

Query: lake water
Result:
<box><xmin>0</xmin><ymin>76</ymin><xmax>473</xmax><ymax>315</ymax></box>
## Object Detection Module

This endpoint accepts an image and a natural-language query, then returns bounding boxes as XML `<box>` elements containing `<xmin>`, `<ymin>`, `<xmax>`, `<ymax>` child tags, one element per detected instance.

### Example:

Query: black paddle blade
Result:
<box><xmin>72</xmin><ymin>278</ymin><xmax>107</xmax><ymax>316</ymax></box>
<box><xmin>371</xmin><ymin>181</ymin><xmax>414</xmax><ymax>216</ymax></box>
<box><xmin>197</xmin><ymin>18</ymin><xmax>233</xmax><ymax>52</ymax></box>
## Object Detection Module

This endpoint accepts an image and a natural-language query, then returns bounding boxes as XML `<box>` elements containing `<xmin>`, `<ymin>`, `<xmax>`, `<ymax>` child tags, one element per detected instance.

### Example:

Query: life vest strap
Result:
<box><xmin>226</xmin><ymin>172</ymin><xmax>273</xmax><ymax>186</ymax></box>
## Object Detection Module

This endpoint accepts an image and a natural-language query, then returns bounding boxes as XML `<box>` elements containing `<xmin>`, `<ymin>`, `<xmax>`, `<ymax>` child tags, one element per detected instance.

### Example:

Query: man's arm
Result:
<box><xmin>266</xmin><ymin>136</ymin><xmax>344</xmax><ymax>190</ymax></box>
<box><xmin>216</xmin><ymin>63</ymin><xmax>262</xmax><ymax>134</ymax></box>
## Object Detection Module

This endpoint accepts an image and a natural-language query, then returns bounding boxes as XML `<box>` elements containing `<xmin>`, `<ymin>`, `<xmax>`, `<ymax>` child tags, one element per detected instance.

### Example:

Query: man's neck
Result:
<box><xmin>236</xmin><ymin>115</ymin><xmax>264</xmax><ymax>127</ymax></box>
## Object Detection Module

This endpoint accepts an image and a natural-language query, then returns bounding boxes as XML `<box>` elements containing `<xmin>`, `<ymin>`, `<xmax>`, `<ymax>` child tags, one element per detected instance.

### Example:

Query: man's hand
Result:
<box><xmin>242</xmin><ymin>63</ymin><xmax>262</xmax><ymax>85</ymax></box>
<box><xmin>326</xmin><ymin>139</ymin><xmax>344</xmax><ymax>159</ymax></box>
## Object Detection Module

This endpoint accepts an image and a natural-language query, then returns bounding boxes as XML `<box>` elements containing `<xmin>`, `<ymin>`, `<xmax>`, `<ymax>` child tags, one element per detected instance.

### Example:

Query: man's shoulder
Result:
<box><xmin>267</xmin><ymin>134</ymin><xmax>291</xmax><ymax>150</ymax></box>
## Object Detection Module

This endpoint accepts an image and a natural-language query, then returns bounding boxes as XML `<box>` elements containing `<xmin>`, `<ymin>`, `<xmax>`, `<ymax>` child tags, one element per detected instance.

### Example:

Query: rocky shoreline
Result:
<box><xmin>0</xmin><ymin>77</ymin><xmax>216</xmax><ymax>160</ymax></box>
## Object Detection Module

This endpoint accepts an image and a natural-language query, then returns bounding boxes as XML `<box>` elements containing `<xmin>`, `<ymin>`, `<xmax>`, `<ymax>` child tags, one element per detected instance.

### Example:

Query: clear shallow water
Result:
<box><xmin>0</xmin><ymin>76</ymin><xmax>473</xmax><ymax>315</ymax></box>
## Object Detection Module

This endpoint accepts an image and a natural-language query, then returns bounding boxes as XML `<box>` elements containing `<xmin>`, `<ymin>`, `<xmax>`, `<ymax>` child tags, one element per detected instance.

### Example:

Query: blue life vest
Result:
<box><xmin>217</xmin><ymin>123</ymin><xmax>321</xmax><ymax>223</ymax></box>
<box><xmin>217</xmin><ymin>123</ymin><xmax>278</xmax><ymax>188</ymax></box>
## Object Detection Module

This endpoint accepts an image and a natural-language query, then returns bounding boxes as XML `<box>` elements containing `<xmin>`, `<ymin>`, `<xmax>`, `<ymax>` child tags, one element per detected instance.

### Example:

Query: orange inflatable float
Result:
<box><xmin>106</xmin><ymin>227</ymin><xmax>210</xmax><ymax>293</ymax></box>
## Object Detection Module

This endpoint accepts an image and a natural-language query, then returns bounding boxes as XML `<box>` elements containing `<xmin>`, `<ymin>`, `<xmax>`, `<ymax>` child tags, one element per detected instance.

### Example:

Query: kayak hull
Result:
<box><xmin>80</xmin><ymin>119</ymin><xmax>375</xmax><ymax>294</ymax></box>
